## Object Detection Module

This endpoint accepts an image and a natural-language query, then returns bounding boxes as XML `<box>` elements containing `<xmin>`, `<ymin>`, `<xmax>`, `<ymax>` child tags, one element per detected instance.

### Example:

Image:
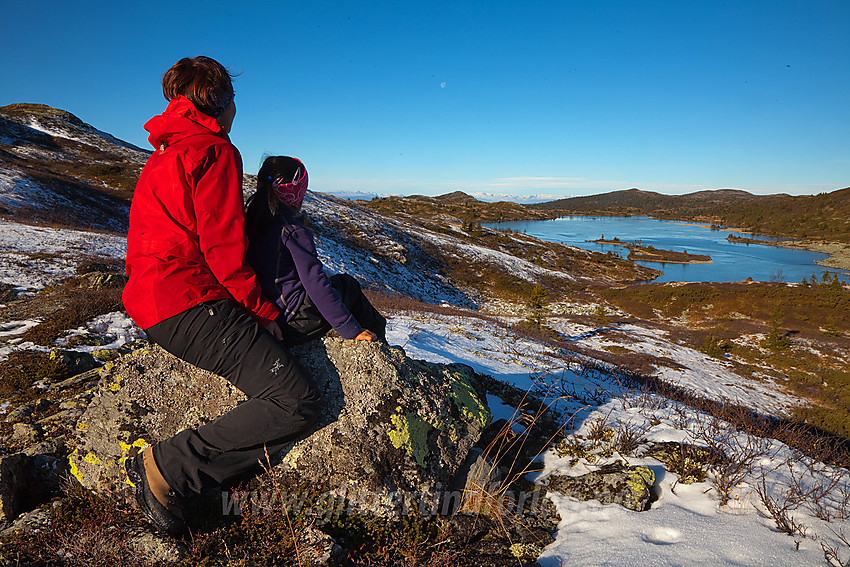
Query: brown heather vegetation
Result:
<box><xmin>3</xmin><ymin>468</ymin><xmax>549</xmax><ymax>567</ymax></box>
<box><xmin>595</xmin><ymin>276</ymin><xmax>850</xmax><ymax>440</ymax></box>
<box><xmin>0</xmin><ymin>103</ymin><xmax>145</xmax><ymax>231</ymax></box>
<box><xmin>358</xmin><ymin>191</ymin><xmax>557</xmax><ymax>224</ymax></box>
<box><xmin>0</xmin><ymin>261</ymin><xmax>125</xmax><ymax>400</ymax></box>
<box><xmin>18</xmin><ymin>284</ymin><xmax>124</xmax><ymax>348</ymax></box>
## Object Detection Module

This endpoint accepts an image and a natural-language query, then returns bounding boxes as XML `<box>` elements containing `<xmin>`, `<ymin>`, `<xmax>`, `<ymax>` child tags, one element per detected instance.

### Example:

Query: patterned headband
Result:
<box><xmin>271</xmin><ymin>165</ymin><xmax>308</xmax><ymax>207</ymax></box>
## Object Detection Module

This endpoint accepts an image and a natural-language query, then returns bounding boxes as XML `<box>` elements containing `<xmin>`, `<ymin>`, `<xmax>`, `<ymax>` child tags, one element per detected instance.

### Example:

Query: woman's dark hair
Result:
<box><xmin>162</xmin><ymin>56</ymin><xmax>235</xmax><ymax>118</ymax></box>
<box><xmin>245</xmin><ymin>156</ymin><xmax>307</xmax><ymax>236</ymax></box>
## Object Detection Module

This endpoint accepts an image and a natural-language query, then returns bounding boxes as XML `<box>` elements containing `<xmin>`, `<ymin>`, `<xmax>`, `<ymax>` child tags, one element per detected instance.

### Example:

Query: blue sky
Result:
<box><xmin>2</xmin><ymin>1</ymin><xmax>848</xmax><ymax>199</ymax></box>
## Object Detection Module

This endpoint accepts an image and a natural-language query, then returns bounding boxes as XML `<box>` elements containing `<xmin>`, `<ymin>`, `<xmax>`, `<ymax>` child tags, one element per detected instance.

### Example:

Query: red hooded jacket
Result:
<box><xmin>123</xmin><ymin>96</ymin><xmax>280</xmax><ymax>329</ymax></box>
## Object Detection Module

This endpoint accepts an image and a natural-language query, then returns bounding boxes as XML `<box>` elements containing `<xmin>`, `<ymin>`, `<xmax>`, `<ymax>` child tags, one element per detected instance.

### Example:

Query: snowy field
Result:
<box><xmin>0</xmin><ymin>218</ymin><xmax>126</xmax><ymax>293</ymax></box>
<box><xmin>389</xmin><ymin>313</ymin><xmax>850</xmax><ymax>567</ymax></box>
<box><xmin>1</xmin><ymin>216</ymin><xmax>848</xmax><ymax>566</ymax></box>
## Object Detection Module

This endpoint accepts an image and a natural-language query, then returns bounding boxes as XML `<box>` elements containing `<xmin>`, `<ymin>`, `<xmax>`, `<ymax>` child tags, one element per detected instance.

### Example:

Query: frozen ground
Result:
<box><xmin>548</xmin><ymin>318</ymin><xmax>802</xmax><ymax>418</ymax></box>
<box><xmin>1</xmin><ymin>216</ymin><xmax>847</xmax><ymax>566</ymax></box>
<box><xmin>0</xmin><ymin>218</ymin><xmax>126</xmax><ymax>293</ymax></box>
<box><xmin>387</xmin><ymin>312</ymin><xmax>850</xmax><ymax>567</ymax></box>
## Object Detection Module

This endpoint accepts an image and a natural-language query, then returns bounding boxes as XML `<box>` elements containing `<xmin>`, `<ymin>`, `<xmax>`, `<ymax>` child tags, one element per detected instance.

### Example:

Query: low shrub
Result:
<box><xmin>0</xmin><ymin>350</ymin><xmax>71</xmax><ymax>398</ymax></box>
<box><xmin>0</xmin><ymin>282</ymin><xmax>17</xmax><ymax>302</ymax></box>
<box><xmin>0</xmin><ymin>479</ymin><xmax>150</xmax><ymax>567</ymax></box>
<box><xmin>21</xmin><ymin>286</ymin><xmax>123</xmax><ymax>346</ymax></box>
<box><xmin>701</xmin><ymin>334</ymin><xmax>731</xmax><ymax>358</ymax></box>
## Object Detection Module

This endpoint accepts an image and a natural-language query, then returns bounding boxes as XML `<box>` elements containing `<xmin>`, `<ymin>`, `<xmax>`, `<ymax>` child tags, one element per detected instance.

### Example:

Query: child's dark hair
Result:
<box><xmin>162</xmin><ymin>56</ymin><xmax>235</xmax><ymax>118</ymax></box>
<box><xmin>245</xmin><ymin>156</ymin><xmax>306</xmax><ymax>236</ymax></box>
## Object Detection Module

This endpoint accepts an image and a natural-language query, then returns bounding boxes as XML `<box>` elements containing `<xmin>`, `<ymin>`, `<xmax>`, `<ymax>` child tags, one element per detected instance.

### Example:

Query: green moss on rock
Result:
<box><xmin>387</xmin><ymin>411</ymin><xmax>433</xmax><ymax>468</ymax></box>
<box><xmin>446</xmin><ymin>370</ymin><xmax>489</xmax><ymax>428</ymax></box>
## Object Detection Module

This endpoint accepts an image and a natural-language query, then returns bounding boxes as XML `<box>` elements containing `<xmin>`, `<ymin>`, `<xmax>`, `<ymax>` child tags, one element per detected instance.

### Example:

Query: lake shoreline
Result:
<box><xmin>661</xmin><ymin>221</ymin><xmax>850</xmax><ymax>273</ymax></box>
<box><xmin>782</xmin><ymin>240</ymin><xmax>850</xmax><ymax>271</ymax></box>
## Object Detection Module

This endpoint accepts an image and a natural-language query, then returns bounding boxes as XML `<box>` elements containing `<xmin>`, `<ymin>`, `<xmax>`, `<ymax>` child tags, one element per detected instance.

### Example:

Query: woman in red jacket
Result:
<box><xmin>123</xmin><ymin>56</ymin><xmax>319</xmax><ymax>536</ymax></box>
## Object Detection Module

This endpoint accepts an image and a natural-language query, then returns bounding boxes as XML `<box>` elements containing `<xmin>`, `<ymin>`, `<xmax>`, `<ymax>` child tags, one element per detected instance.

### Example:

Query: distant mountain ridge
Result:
<box><xmin>533</xmin><ymin>187</ymin><xmax>850</xmax><ymax>242</ymax></box>
<box><xmin>534</xmin><ymin>188</ymin><xmax>763</xmax><ymax>214</ymax></box>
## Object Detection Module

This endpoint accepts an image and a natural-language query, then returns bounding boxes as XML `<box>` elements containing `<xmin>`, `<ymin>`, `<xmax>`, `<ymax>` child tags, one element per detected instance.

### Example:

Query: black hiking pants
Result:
<box><xmin>278</xmin><ymin>274</ymin><xmax>387</xmax><ymax>345</ymax></box>
<box><xmin>145</xmin><ymin>298</ymin><xmax>320</xmax><ymax>497</ymax></box>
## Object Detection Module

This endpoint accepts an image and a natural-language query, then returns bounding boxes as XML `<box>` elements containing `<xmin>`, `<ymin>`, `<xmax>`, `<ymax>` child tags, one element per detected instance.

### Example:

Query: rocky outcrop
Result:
<box><xmin>69</xmin><ymin>338</ymin><xmax>491</xmax><ymax>516</ymax></box>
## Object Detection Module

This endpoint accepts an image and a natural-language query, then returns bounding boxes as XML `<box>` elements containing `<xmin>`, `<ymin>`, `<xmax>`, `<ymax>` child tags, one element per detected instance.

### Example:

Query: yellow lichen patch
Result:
<box><xmin>447</xmin><ymin>371</ymin><xmax>489</xmax><ymax>427</ymax></box>
<box><xmin>83</xmin><ymin>451</ymin><xmax>101</xmax><ymax>466</ymax></box>
<box><xmin>626</xmin><ymin>466</ymin><xmax>655</xmax><ymax>509</ymax></box>
<box><xmin>118</xmin><ymin>438</ymin><xmax>150</xmax><ymax>487</ymax></box>
<box><xmin>106</xmin><ymin>374</ymin><xmax>122</xmax><ymax>392</ymax></box>
<box><xmin>76</xmin><ymin>421</ymin><xmax>88</xmax><ymax>431</ymax></box>
<box><xmin>633</xmin><ymin>466</ymin><xmax>654</xmax><ymax>486</ymax></box>
<box><xmin>387</xmin><ymin>412</ymin><xmax>433</xmax><ymax>468</ymax></box>
<box><xmin>67</xmin><ymin>449</ymin><xmax>83</xmax><ymax>483</ymax></box>
<box><xmin>118</xmin><ymin>438</ymin><xmax>150</xmax><ymax>454</ymax></box>
<box><xmin>99</xmin><ymin>360</ymin><xmax>115</xmax><ymax>374</ymax></box>
<box><xmin>509</xmin><ymin>542</ymin><xmax>542</xmax><ymax>560</ymax></box>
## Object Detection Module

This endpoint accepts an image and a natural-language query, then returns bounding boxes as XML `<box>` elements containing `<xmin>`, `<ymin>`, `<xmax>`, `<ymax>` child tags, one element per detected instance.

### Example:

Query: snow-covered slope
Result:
<box><xmin>0</xmin><ymin>218</ymin><xmax>126</xmax><ymax>293</ymax></box>
<box><xmin>389</xmin><ymin>312</ymin><xmax>849</xmax><ymax>567</ymax></box>
<box><xmin>0</xmin><ymin>104</ymin><xmax>147</xmax><ymax>231</ymax></box>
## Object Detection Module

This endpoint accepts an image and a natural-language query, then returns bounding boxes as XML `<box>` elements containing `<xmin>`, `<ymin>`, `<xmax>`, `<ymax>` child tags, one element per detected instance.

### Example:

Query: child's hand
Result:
<box><xmin>264</xmin><ymin>321</ymin><xmax>283</xmax><ymax>341</ymax></box>
<box><xmin>355</xmin><ymin>330</ymin><xmax>378</xmax><ymax>342</ymax></box>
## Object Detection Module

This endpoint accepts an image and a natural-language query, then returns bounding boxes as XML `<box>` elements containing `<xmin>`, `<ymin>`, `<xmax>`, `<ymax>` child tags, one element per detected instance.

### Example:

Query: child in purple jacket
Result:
<box><xmin>245</xmin><ymin>156</ymin><xmax>386</xmax><ymax>345</ymax></box>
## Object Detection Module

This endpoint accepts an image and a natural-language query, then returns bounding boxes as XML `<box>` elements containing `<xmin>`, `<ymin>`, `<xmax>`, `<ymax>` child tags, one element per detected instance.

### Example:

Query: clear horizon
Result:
<box><xmin>2</xmin><ymin>1</ymin><xmax>848</xmax><ymax>198</ymax></box>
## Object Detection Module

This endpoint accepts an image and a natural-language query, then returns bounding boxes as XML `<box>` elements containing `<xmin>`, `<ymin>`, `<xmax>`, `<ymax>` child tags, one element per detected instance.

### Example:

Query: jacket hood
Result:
<box><xmin>144</xmin><ymin>95</ymin><xmax>227</xmax><ymax>149</ymax></box>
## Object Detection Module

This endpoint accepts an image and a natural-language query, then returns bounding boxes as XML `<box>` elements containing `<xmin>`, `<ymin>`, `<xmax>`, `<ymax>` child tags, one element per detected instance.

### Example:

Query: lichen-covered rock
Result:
<box><xmin>69</xmin><ymin>344</ymin><xmax>249</xmax><ymax>500</ymax></box>
<box><xmin>125</xmin><ymin>527</ymin><xmax>189</xmax><ymax>565</ymax></box>
<box><xmin>10</xmin><ymin>423</ymin><xmax>41</xmax><ymax>446</ymax></box>
<box><xmin>78</xmin><ymin>271</ymin><xmax>128</xmax><ymax>290</ymax></box>
<box><xmin>4</xmin><ymin>403</ymin><xmax>34</xmax><ymax>424</ymax></box>
<box><xmin>277</xmin><ymin>339</ymin><xmax>490</xmax><ymax>515</ymax></box>
<box><xmin>296</xmin><ymin>525</ymin><xmax>342</xmax><ymax>565</ymax></box>
<box><xmin>0</xmin><ymin>439</ymin><xmax>67</xmax><ymax>524</ymax></box>
<box><xmin>48</xmin><ymin>349</ymin><xmax>99</xmax><ymax>377</ymax></box>
<box><xmin>546</xmin><ymin>461</ymin><xmax>655</xmax><ymax>511</ymax></box>
<box><xmin>70</xmin><ymin>338</ymin><xmax>490</xmax><ymax>517</ymax></box>
<box><xmin>0</xmin><ymin>506</ymin><xmax>50</xmax><ymax>537</ymax></box>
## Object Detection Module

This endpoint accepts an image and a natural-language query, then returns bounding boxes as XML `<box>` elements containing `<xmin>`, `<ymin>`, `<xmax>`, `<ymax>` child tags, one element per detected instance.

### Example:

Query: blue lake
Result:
<box><xmin>487</xmin><ymin>215</ymin><xmax>850</xmax><ymax>284</ymax></box>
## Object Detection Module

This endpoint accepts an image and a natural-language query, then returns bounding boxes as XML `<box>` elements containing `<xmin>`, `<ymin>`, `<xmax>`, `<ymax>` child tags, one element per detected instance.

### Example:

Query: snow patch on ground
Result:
<box><xmin>0</xmin><ymin>170</ymin><xmax>44</xmax><ymax>209</ymax></box>
<box><xmin>549</xmin><ymin>319</ymin><xmax>804</xmax><ymax>418</ymax></box>
<box><xmin>23</xmin><ymin>116</ymin><xmax>149</xmax><ymax>161</ymax></box>
<box><xmin>0</xmin><ymin>218</ymin><xmax>126</xmax><ymax>293</ymax></box>
<box><xmin>57</xmin><ymin>310</ymin><xmax>146</xmax><ymax>352</ymax></box>
<box><xmin>389</xmin><ymin>311</ymin><xmax>850</xmax><ymax>567</ymax></box>
<box><xmin>0</xmin><ymin>319</ymin><xmax>40</xmax><ymax>338</ymax></box>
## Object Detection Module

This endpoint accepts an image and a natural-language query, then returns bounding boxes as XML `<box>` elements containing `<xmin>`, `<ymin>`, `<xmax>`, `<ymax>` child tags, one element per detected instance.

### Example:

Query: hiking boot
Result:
<box><xmin>125</xmin><ymin>449</ymin><xmax>187</xmax><ymax>536</ymax></box>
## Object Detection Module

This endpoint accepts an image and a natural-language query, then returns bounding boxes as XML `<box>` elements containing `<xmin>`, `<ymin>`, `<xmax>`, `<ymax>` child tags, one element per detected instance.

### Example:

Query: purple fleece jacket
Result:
<box><xmin>247</xmin><ymin>213</ymin><xmax>363</xmax><ymax>339</ymax></box>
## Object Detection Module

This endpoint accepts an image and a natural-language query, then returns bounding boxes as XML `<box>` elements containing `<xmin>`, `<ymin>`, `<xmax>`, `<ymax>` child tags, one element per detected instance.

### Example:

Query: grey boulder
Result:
<box><xmin>69</xmin><ymin>338</ymin><xmax>490</xmax><ymax>516</ymax></box>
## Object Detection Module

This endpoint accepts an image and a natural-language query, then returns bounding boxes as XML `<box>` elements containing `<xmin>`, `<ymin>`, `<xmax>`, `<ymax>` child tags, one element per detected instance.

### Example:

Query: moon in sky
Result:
<box><xmin>440</xmin><ymin>82</ymin><xmax>446</xmax><ymax>88</ymax></box>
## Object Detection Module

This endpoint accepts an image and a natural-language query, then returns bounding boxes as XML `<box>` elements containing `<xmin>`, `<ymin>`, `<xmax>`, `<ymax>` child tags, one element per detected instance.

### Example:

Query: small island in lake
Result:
<box><xmin>727</xmin><ymin>234</ymin><xmax>781</xmax><ymax>246</ymax></box>
<box><xmin>587</xmin><ymin>236</ymin><xmax>713</xmax><ymax>264</ymax></box>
